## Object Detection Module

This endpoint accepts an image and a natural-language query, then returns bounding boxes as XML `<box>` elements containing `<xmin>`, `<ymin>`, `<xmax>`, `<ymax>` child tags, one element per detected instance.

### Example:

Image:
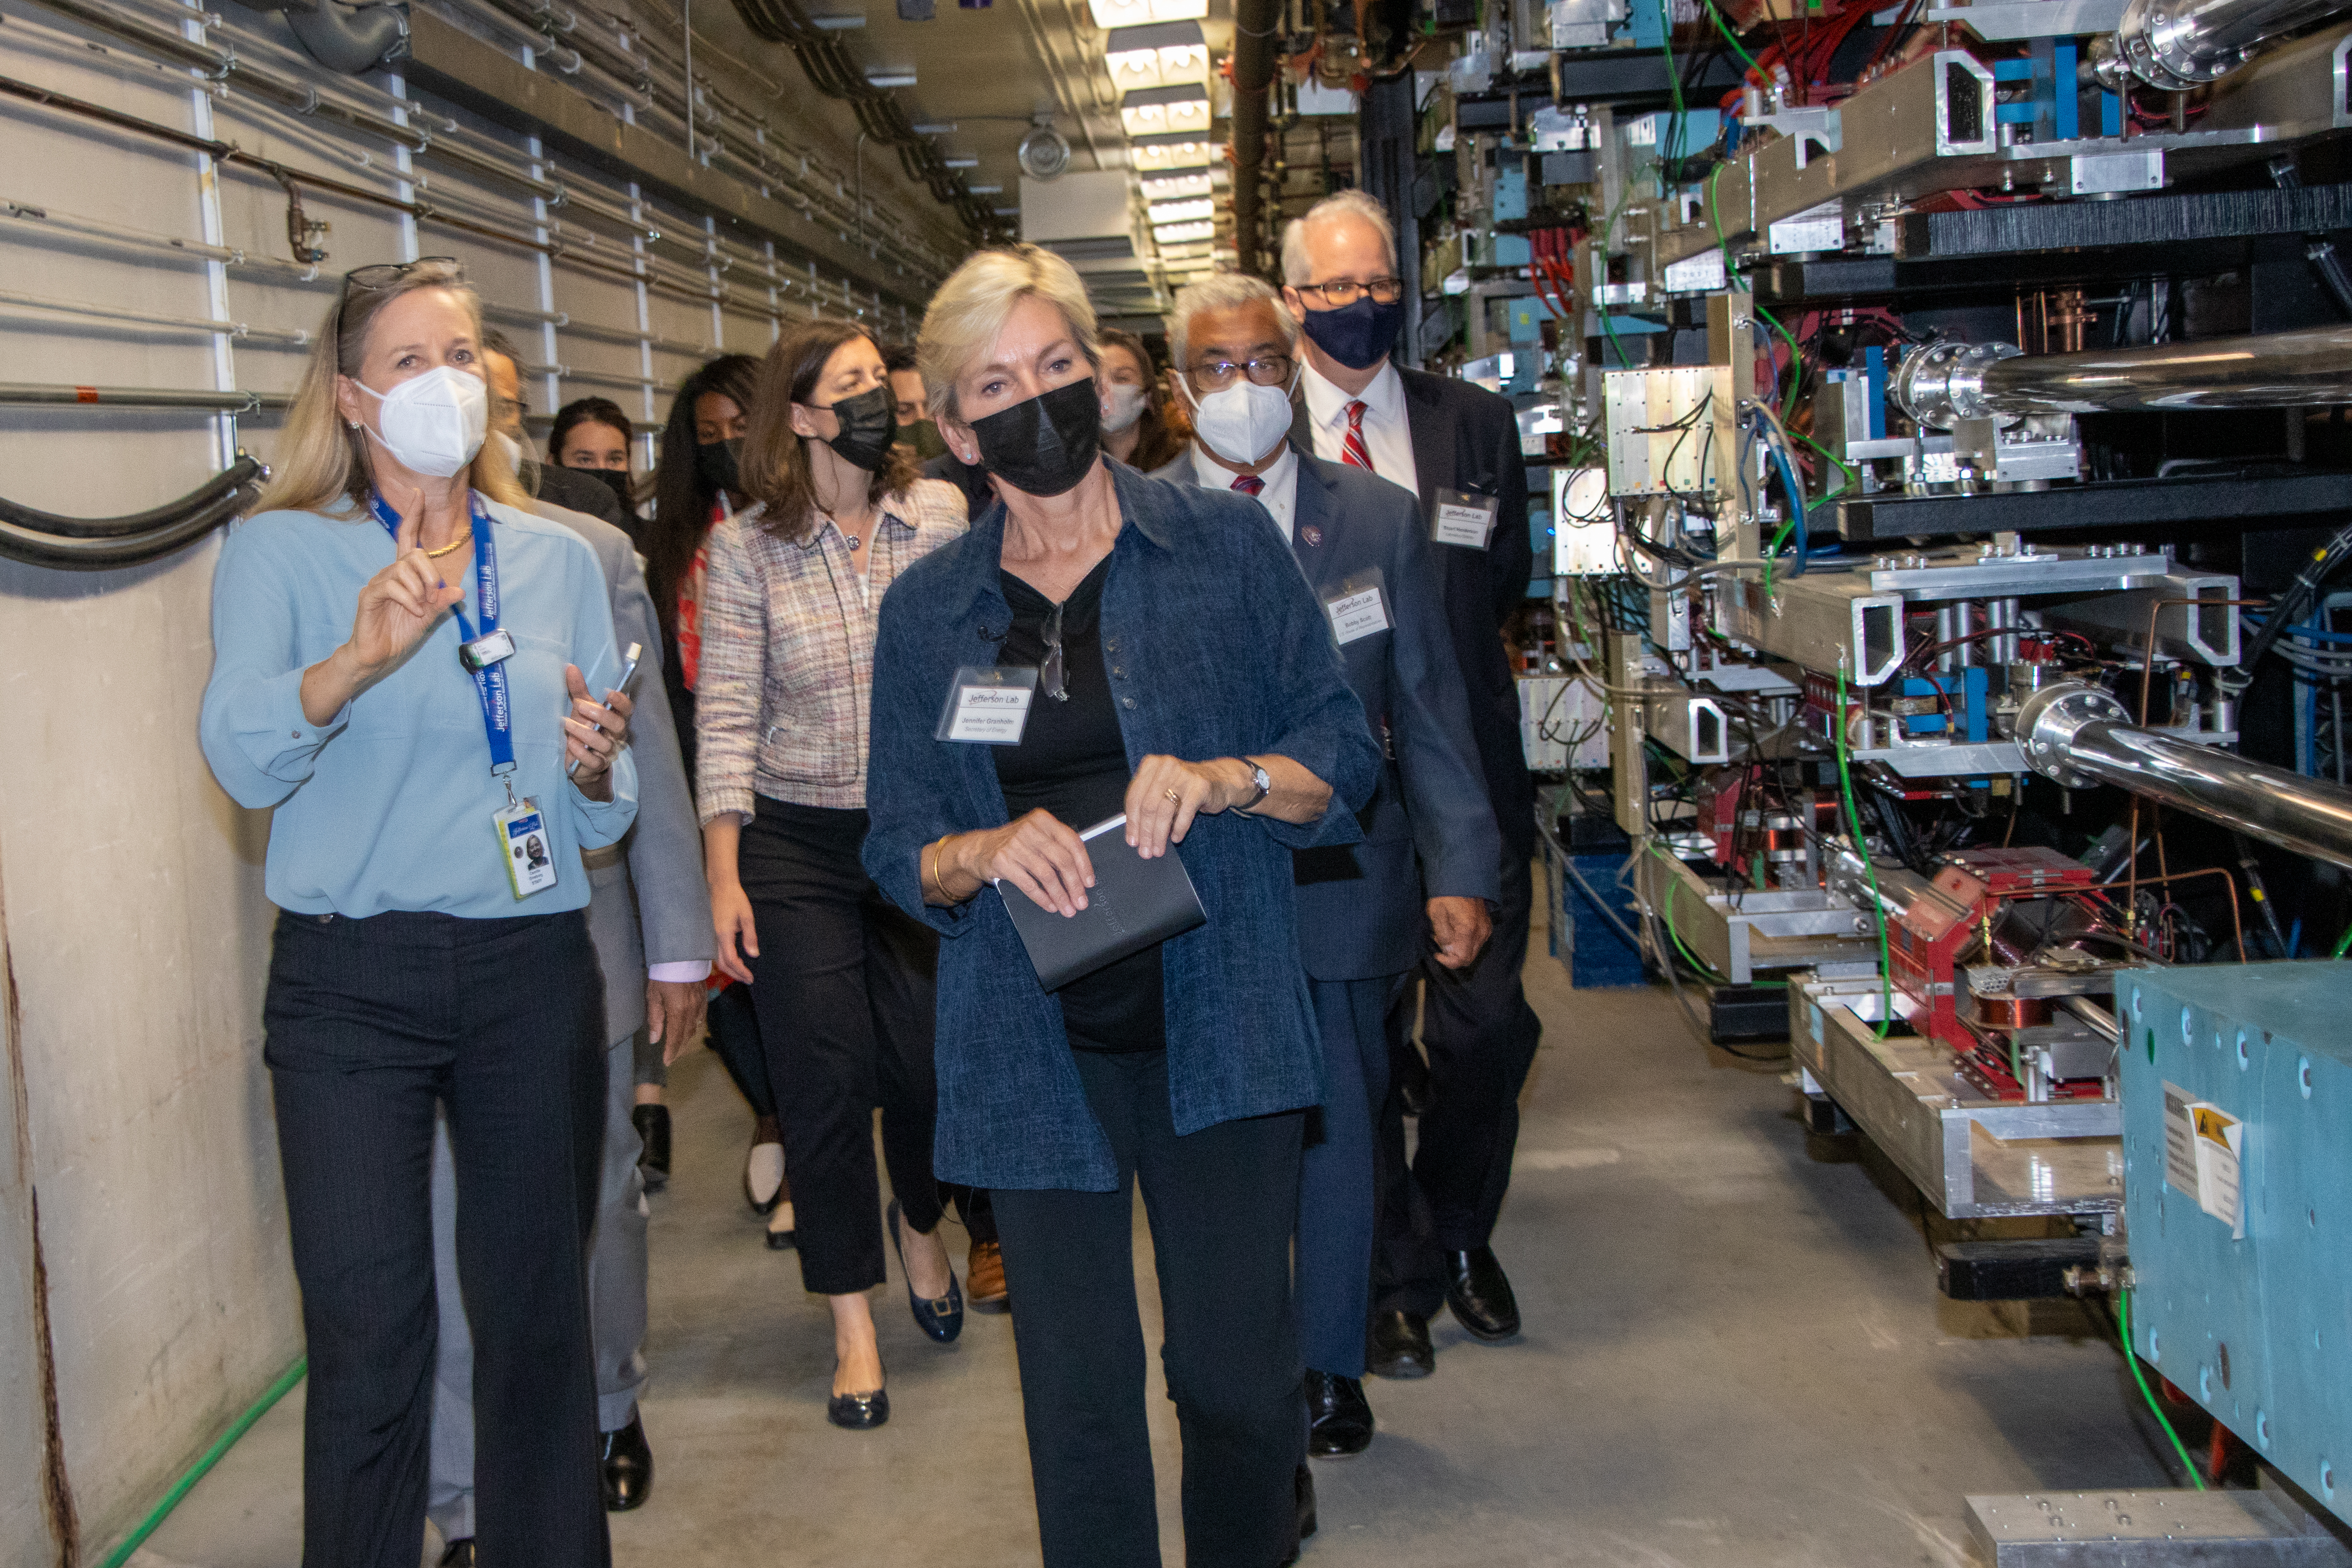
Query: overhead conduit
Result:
<box><xmin>1228</xmin><ymin>0</ymin><xmax>1278</xmax><ymax>279</ymax></box>
<box><xmin>724</xmin><ymin>0</ymin><xmax>1007</xmax><ymax>243</ymax></box>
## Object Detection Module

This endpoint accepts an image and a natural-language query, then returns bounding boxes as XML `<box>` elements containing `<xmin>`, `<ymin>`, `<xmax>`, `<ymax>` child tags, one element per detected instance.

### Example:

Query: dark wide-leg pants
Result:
<box><xmin>992</xmin><ymin>1049</ymin><xmax>1306</xmax><ymax>1568</ymax></box>
<box><xmin>264</xmin><ymin>907</ymin><xmax>609</xmax><ymax>1568</ymax></box>
<box><xmin>1297</xmin><ymin>975</ymin><xmax>1393</xmax><ymax>1377</ymax></box>
<box><xmin>737</xmin><ymin>797</ymin><xmax>943</xmax><ymax>1294</ymax></box>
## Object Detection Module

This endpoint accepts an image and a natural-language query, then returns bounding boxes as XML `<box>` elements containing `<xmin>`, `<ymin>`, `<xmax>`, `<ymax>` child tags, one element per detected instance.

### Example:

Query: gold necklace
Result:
<box><xmin>422</xmin><ymin>528</ymin><xmax>473</xmax><ymax>560</ymax></box>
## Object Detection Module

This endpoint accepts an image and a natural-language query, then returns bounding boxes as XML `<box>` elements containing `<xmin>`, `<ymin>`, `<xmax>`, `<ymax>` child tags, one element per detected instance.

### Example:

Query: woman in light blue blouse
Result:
<box><xmin>199</xmin><ymin>258</ymin><xmax>637</xmax><ymax>1568</ymax></box>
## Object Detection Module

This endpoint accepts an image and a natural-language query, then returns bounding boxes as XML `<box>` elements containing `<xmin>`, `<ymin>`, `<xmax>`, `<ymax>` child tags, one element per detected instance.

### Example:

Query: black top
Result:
<box><xmin>994</xmin><ymin>554</ymin><xmax>1166</xmax><ymax>1054</ymax></box>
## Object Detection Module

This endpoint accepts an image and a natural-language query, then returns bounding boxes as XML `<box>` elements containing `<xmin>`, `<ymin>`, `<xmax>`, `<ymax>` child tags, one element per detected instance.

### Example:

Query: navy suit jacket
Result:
<box><xmin>1156</xmin><ymin>448</ymin><xmax>1501</xmax><ymax>980</ymax></box>
<box><xmin>1291</xmin><ymin>366</ymin><xmax>1536</xmax><ymax>856</ymax></box>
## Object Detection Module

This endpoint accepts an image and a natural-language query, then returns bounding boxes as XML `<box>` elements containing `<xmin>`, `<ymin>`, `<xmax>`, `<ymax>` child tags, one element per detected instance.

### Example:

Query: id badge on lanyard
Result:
<box><xmin>371</xmin><ymin>493</ymin><xmax>555</xmax><ymax>900</ymax></box>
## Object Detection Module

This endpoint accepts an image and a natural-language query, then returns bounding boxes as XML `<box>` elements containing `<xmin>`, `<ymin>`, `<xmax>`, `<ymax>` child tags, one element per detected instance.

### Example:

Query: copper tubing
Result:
<box><xmin>2123</xmin><ymin>596</ymin><xmax>2265</xmax><ymax>937</ymax></box>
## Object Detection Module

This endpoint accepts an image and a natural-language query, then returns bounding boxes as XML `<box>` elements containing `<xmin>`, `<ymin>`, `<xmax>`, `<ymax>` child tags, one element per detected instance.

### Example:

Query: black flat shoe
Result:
<box><xmin>631</xmin><ymin>1104</ymin><xmax>671</xmax><ymax>1193</ymax></box>
<box><xmin>599</xmin><ymin>1411</ymin><xmax>653</xmax><ymax>1511</ymax></box>
<box><xmin>764</xmin><ymin>1218</ymin><xmax>798</xmax><ymax>1251</ymax></box>
<box><xmin>438</xmin><ymin>1541</ymin><xmax>475</xmax><ymax>1568</ymax></box>
<box><xmin>1365</xmin><ymin>1309</ymin><xmax>1434</xmax><ymax>1379</ymax></box>
<box><xmin>1443</xmin><ymin>1246</ymin><xmax>1521</xmax><ymax>1341</ymax></box>
<box><xmin>1304</xmin><ymin>1370</ymin><xmax>1373</xmax><ymax>1458</ymax></box>
<box><xmin>827</xmin><ymin>1385</ymin><xmax>890</xmax><ymax>1429</ymax></box>
<box><xmin>886</xmin><ymin>1197</ymin><xmax>963</xmax><ymax>1344</ymax></box>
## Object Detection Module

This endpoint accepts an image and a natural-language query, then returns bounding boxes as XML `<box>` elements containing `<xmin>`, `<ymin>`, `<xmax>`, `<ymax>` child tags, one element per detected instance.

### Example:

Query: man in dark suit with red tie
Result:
<box><xmin>1281</xmin><ymin>190</ymin><xmax>1543</xmax><ymax>1382</ymax></box>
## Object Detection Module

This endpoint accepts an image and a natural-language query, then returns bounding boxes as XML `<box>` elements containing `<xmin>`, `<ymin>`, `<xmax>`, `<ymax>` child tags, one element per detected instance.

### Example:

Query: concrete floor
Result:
<box><xmin>132</xmin><ymin>889</ymin><xmax>2181</xmax><ymax>1567</ymax></box>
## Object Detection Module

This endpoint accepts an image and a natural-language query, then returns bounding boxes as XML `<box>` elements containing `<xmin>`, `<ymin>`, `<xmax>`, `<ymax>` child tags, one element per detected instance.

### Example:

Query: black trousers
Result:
<box><xmin>1374</xmin><ymin>848</ymin><xmax>1542</xmax><ymax>1318</ymax></box>
<box><xmin>992</xmin><ymin>1050</ymin><xmax>1306</xmax><ymax>1568</ymax></box>
<box><xmin>738</xmin><ymin>797</ymin><xmax>943</xmax><ymax>1295</ymax></box>
<box><xmin>264</xmin><ymin>907</ymin><xmax>609</xmax><ymax>1568</ymax></box>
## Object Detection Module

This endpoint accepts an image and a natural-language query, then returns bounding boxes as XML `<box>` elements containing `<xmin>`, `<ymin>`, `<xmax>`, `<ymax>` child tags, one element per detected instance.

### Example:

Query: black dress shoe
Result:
<box><xmin>600</xmin><ymin>1411</ymin><xmax>654</xmax><ymax>1511</ymax></box>
<box><xmin>1304</xmin><ymin>1370</ymin><xmax>1373</xmax><ymax>1458</ymax></box>
<box><xmin>438</xmin><ymin>1541</ymin><xmax>475</xmax><ymax>1568</ymax></box>
<box><xmin>1365</xmin><ymin>1310</ymin><xmax>1434</xmax><ymax>1379</ymax></box>
<box><xmin>827</xmin><ymin>1386</ymin><xmax>890</xmax><ymax>1429</ymax></box>
<box><xmin>631</xmin><ymin>1104</ymin><xmax>671</xmax><ymax>1193</ymax></box>
<box><xmin>1287</xmin><ymin>1461</ymin><xmax>1318</xmax><ymax>1560</ymax></box>
<box><xmin>1443</xmin><ymin>1246</ymin><xmax>1521</xmax><ymax>1341</ymax></box>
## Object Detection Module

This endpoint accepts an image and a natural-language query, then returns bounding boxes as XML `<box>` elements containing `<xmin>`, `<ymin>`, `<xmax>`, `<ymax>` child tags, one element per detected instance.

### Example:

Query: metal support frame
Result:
<box><xmin>1789</xmin><ymin>975</ymin><xmax>2123</xmax><ymax>1219</ymax></box>
<box><xmin>1637</xmin><ymin>851</ymin><xmax>1877</xmax><ymax>983</ymax></box>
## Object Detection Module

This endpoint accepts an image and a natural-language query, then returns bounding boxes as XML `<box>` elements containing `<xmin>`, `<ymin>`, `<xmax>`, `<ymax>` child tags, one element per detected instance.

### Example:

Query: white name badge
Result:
<box><xmin>495</xmin><ymin>797</ymin><xmax>559</xmax><ymax>899</ymax></box>
<box><xmin>936</xmin><ymin>665</ymin><xmax>1039</xmax><ymax>745</ymax></box>
<box><xmin>1325</xmin><ymin>571</ymin><xmax>1392</xmax><ymax>646</ymax></box>
<box><xmin>1432</xmin><ymin>487</ymin><xmax>1499</xmax><ymax>549</ymax></box>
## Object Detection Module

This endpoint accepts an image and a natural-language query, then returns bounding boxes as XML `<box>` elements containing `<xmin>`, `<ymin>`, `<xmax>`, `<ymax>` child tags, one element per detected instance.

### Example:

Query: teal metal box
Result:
<box><xmin>2119</xmin><ymin>962</ymin><xmax>2352</xmax><ymax>1517</ymax></box>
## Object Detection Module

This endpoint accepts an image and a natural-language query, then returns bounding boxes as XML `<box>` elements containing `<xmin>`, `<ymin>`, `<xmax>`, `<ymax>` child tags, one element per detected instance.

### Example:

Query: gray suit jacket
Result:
<box><xmin>1151</xmin><ymin>448</ymin><xmax>1500</xmax><ymax>980</ymax></box>
<box><xmin>529</xmin><ymin>498</ymin><xmax>713</xmax><ymax>1040</ymax></box>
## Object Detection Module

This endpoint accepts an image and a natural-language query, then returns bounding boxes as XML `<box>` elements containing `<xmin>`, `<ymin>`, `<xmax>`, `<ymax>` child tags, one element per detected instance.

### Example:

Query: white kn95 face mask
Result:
<box><xmin>357</xmin><ymin>364</ymin><xmax>490</xmax><ymax>478</ymax></box>
<box><xmin>1183</xmin><ymin>375</ymin><xmax>1294</xmax><ymax>469</ymax></box>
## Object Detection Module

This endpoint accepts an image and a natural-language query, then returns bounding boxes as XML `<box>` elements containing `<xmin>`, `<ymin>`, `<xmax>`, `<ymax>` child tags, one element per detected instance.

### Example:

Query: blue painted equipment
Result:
<box><xmin>2119</xmin><ymin>962</ymin><xmax>2352</xmax><ymax>1518</ymax></box>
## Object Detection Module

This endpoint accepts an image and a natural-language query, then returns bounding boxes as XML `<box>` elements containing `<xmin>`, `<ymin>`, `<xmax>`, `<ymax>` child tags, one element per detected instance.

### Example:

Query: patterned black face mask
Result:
<box><xmin>968</xmin><ymin>378</ymin><xmax>1102</xmax><ymax>499</ymax></box>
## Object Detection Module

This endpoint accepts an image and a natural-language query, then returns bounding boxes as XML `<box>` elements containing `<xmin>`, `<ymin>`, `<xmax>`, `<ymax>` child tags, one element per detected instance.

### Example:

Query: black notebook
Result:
<box><xmin>997</xmin><ymin>814</ymin><xmax>1208</xmax><ymax>992</ymax></box>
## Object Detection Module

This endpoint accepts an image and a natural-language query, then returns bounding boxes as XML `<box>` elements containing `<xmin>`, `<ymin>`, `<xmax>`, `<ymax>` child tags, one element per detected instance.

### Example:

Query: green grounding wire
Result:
<box><xmin>98</xmin><ymin>1357</ymin><xmax>308</xmax><ymax>1568</ymax></box>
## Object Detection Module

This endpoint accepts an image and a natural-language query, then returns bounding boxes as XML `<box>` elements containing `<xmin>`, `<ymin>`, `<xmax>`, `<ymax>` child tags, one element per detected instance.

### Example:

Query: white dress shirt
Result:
<box><xmin>1191</xmin><ymin>441</ymin><xmax>1300</xmax><ymax>544</ymax></box>
<box><xmin>1300</xmin><ymin>359</ymin><xmax>1419</xmax><ymax>499</ymax></box>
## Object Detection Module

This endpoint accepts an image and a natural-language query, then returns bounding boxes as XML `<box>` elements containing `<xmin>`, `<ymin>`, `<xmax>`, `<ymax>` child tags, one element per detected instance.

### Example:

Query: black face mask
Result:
<box><xmin>697</xmin><ymin>437</ymin><xmax>743</xmax><ymax>497</ymax></box>
<box><xmin>969</xmin><ymin>378</ymin><xmax>1102</xmax><ymax>498</ymax></box>
<box><xmin>1297</xmin><ymin>293</ymin><xmax>1407</xmax><ymax>372</ymax></box>
<box><xmin>815</xmin><ymin>383</ymin><xmax>898</xmax><ymax>472</ymax></box>
<box><xmin>576</xmin><ymin>466</ymin><xmax>635</xmax><ymax>509</ymax></box>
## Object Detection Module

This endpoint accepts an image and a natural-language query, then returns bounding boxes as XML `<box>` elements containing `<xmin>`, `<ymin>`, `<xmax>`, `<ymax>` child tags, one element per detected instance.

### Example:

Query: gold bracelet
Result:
<box><xmin>926</xmin><ymin>835</ymin><xmax>952</xmax><ymax>904</ymax></box>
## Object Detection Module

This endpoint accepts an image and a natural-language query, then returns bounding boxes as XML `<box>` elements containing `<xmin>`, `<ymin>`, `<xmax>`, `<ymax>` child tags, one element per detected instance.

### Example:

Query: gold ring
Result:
<box><xmin>1165</xmin><ymin>787</ymin><xmax>1181</xmax><ymax>803</ymax></box>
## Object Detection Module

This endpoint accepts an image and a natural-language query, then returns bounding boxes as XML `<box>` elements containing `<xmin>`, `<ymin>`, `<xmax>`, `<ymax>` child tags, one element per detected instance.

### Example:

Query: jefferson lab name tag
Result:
<box><xmin>937</xmin><ymin>666</ymin><xmax>1039</xmax><ymax>745</ymax></box>
<box><xmin>1431</xmin><ymin>488</ymin><xmax>1499</xmax><ymax>549</ymax></box>
<box><xmin>1324</xmin><ymin>571</ymin><xmax>1391</xmax><ymax>647</ymax></box>
<box><xmin>495</xmin><ymin>798</ymin><xmax>559</xmax><ymax>899</ymax></box>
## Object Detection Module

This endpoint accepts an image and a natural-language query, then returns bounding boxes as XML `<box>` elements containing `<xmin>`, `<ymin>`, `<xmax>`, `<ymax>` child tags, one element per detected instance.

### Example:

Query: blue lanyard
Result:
<box><xmin>370</xmin><ymin>492</ymin><xmax>516</xmax><ymax>779</ymax></box>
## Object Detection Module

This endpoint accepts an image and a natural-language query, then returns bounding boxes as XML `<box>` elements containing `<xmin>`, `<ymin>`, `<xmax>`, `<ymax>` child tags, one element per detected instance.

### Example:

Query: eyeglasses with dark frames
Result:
<box><xmin>1040</xmin><ymin>599</ymin><xmax>1068</xmax><ymax>702</ymax></box>
<box><xmin>1295</xmin><ymin>277</ymin><xmax>1404</xmax><ymax>308</ymax></box>
<box><xmin>1186</xmin><ymin>353</ymin><xmax>1296</xmax><ymax>393</ymax></box>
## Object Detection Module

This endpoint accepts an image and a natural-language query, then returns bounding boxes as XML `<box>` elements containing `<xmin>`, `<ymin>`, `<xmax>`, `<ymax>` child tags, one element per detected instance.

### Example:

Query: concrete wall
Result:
<box><xmin>0</xmin><ymin>0</ymin><xmax>953</xmax><ymax>1555</ymax></box>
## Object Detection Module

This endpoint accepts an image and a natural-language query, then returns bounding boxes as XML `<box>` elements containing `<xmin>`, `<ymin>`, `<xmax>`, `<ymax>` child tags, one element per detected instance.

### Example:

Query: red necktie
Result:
<box><xmin>1341</xmin><ymin>400</ymin><xmax>1375</xmax><ymax>473</ymax></box>
<box><xmin>1230</xmin><ymin>473</ymin><xmax>1264</xmax><ymax>497</ymax></box>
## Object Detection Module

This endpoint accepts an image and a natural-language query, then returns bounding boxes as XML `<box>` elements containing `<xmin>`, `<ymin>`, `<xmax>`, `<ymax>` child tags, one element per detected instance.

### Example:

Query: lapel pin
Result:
<box><xmin>1301</xmin><ymin>525</ymin><xmax>1323</xmax><ymax>547</ymax></box>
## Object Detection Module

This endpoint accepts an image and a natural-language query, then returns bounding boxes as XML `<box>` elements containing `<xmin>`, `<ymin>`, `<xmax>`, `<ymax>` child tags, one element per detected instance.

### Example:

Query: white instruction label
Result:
<box><xmin>2162</xmin><ymin>1080</ymin><xmax>2246</xmax><ymax>1238</ymax></box>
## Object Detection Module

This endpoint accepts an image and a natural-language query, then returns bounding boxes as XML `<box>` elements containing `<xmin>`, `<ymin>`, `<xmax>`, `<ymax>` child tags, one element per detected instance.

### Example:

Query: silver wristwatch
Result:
<box><xmin>1235</xmin><ymin>759</ymin><xmax>1272</xmax><ymax>813</ymax></box>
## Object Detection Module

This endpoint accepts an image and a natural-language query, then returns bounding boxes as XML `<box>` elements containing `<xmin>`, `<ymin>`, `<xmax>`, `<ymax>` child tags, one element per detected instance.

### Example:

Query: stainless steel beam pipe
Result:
<box><xmin>2017</xmin><ymin>683</ymin><xmax>2352</xmax><ymax>870</ymax></box>
<box><xmin>1894</xmin><ymin>324</ymin><xmax>2352</xmax><ymax>427</ymax></box>
<box><xmin>2097</xmin><ymin>0</ymin><xmax>2352</xmax><ymax>90</ymax></box>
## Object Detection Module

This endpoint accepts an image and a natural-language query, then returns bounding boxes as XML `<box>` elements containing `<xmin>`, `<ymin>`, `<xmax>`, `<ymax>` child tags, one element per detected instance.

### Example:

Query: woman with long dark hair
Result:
<box><xmin>696</xmin><ymin>318</ymin><xmax>968</xmax><ymax>1428</ymax></box>
<box><xmin>645</xmin><ymin>354</ymin><xmax>792</xmax><ymax>1237</ymax></box>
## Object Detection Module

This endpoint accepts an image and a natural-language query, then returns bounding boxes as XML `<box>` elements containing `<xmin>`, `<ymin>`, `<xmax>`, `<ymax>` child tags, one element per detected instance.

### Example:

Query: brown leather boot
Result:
<box><xmin>966</xmin><ymin>1239</ymin><xmax>1009</xmax><ymax>1312</ymax></box>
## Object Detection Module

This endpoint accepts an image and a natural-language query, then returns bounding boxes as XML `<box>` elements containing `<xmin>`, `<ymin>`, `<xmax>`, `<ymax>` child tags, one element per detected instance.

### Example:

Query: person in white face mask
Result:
<box><xmin>1150</xmin><ymin>272</ymin><xmax>1501</xmax><ymax>1471</ymax></box>
<box><xmin>198</xmin><ymin>257</ymin><xmax>638</xmax><ymax>1568</ymax></box>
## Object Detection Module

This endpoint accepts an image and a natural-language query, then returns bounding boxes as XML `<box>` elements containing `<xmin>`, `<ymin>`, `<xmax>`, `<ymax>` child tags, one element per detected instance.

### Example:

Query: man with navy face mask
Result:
<box><xmin>1151</xmin><ymin>274</ymin><xmax>1498</xmax><ymax>1459</ymax></box>
<box><xmin>1281</xmin><ymin>190</ymin><xmax>1543</xmax><ymax>1386</ymax></box>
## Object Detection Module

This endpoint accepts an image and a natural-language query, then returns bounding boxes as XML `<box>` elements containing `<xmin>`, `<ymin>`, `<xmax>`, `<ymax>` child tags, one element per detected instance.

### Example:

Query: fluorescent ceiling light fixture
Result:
<box><xmin>992</xmin><ymin>206</ymin><xmax>1020</xmax><ymax>216</ymax></box>
<box><xmin>1103</xmin><ymin>21</ymin><xmax>1210</xmax><ymax>92</ymax></box>
<box><xmin>912</xmin><ymin>123</ymin><xmax>957</xmax><ymax>133</ymax></box>
<box><xmin>1120</xmin><ymin>84</ymin><xmax>1212</xmax><ymax>138</ymax></box>
<box><xmin>1140</xmin><ymin>172</ymin><xmax>1213</xmax><ymax>200</ymax></box>
<box><xmin>1153</xmin><ymin>220</ymin><xmax>1216</xmax><ymax>243</ymax></box>
<box><xmin>865</xmin><ymin>67</ymin><xmax>918</xmax><ymax>87</ymax></box>
<box><xmin>968</xmin><ymin>184</ymin><xmax>1004</xmax><ymax>194</ymax></box>
<box><xmin>1148</xmin><ymin>197</ymin><xmax>1214</xmax><ymax>223</ymax></box>
<box><xmin>1128</xmin><ymin>136</ymin><xmax>1216</xmax><ymax>172</ymax></box>
<box><xmin>809</xmin><ymin>13</ymin><xmax>866</xmax><ymax>28</ymax></box>
<box><xmin>1087</xmin><ymin>0</ymin><xmax>1207</xmax><ymax>26</ymax></box>
<box><xmin>943</xmin><ymin>156</ymin><xmax>981</xmax><ymax>168</ymax></box>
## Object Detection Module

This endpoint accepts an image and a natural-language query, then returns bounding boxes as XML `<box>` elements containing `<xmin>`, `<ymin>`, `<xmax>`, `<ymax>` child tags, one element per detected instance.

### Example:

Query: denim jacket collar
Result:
<box><xmin>937</xmin><ymin>459</ymin><xmax>1174</xmax><ymax>619</ymax></box>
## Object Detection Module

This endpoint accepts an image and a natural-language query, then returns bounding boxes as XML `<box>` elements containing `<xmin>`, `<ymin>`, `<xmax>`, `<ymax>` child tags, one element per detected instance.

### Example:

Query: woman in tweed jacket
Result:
<box><xmin>695</xmin><ymin>318</ymin><xmax>968</xmax><ymax>1430</ymax></box>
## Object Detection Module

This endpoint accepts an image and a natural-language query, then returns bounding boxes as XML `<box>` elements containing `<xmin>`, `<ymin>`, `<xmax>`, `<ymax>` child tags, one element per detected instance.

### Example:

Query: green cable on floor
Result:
<box><xmin>2116</xmin><ymin>1290</ymin><xmax>2207</xmax><ymax>1490</ymax></box>
<box><xmin>99</xmin><ymin>1356</ymin><xmax>307</xmax><ymax>1568</ymax></box>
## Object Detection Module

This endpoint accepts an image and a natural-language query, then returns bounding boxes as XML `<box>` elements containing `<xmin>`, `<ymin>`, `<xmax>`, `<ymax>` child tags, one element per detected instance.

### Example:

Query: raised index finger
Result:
<box><xmin>391</xmin><ymin>501</ymin><xmax>421</xmax><ymax>554</ymax></box>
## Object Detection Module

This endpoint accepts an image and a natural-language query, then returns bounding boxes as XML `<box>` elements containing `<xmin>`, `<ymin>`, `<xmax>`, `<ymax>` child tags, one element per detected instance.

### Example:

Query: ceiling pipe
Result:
<box><xmin>1228</xmin><ymin>0</ymin><xmax>1278</xmax><ymax>280</ymax></box>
